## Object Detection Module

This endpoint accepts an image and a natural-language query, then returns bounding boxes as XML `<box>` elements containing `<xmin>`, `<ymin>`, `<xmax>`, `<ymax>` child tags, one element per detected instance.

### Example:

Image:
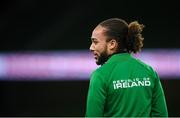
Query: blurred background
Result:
<box><xmin>0</xmin><ymin>0</ymin><xmax>180</xmax><ymax>116</ymax></box>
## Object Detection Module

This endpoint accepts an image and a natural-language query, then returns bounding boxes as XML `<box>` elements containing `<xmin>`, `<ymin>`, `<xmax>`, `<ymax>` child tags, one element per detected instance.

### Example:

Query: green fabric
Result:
<box><xmin>86</xmin><ymin>53</ymin><xmax>168</xmax><ymax>117</ymax></box>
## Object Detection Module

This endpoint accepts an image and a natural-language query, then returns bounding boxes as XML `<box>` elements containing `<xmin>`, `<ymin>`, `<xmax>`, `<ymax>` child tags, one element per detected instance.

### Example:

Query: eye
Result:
<box><xmin>91</xmin><ymin>38</ymin><xmax>98</xmax><ymax>45</ymax></box>
<box><xmin>93</xmin><ymin>40</ymin><xmax>98</xmax><ymax>44</ymax></box>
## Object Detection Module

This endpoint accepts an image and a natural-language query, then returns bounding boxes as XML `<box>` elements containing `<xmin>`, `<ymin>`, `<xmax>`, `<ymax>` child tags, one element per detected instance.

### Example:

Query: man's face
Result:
<box><xmin>90</xmin><ymin>25</ymin><xmax>110</xmax><ymax>65</ymax></box>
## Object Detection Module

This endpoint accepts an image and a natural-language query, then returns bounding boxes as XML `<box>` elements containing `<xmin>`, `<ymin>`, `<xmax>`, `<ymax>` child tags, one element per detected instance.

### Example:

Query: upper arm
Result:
<box><xmin>86</xmin><ymin>72</ymin><xmax>106</xmax><ymax>117</ymax></box>
<box><xmin>151</xmin><ymin>72</ymin><xmax>168</xmax><ymax>117</ymax></box>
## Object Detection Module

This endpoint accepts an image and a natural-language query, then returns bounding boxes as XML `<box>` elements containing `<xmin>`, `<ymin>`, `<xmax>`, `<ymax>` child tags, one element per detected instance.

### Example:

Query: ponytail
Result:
<box><xmin>126</xmin><ymin>21</ymin><xmax>144</xmax><ymax>53</ymax></box>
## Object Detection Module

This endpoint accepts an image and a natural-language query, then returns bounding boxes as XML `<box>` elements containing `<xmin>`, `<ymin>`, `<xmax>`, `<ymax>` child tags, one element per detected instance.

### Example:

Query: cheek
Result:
<box><xmin>96</xmin><ymin>44</ymin><xmax>107</xmax><ymax>53</ymax></box>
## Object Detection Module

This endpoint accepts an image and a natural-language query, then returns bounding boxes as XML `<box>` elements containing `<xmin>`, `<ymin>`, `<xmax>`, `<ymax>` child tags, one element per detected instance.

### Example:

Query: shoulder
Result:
<box><xmin>132</xmin><ymin>57</ymin><xmax>154</xmax><ymax>71</ymax></box>
<box><xmin>89</xmin><ymin>69</ymin><xmax>106</xmax><ymax>88</ymax></box>
<box><xmin>90</xmin><ymin>62</ymin><xmax>115</xmax><ymax>83</ymax></box>
<box><xmin>134</xmin><ymin>58</ymin><xmax>159</xmax><ymax>78</ymax></box>
<box><xmin>93</xmin><ymin>61</ymin><xmax>117</xmax><ymax>76</ymax></box>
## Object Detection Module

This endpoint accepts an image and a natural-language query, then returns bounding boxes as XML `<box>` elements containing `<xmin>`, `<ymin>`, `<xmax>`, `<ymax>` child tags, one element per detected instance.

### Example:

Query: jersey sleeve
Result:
<box><xmin>150</xmin><ymin>72</ymin><xmax>168</xmax><ymax>117</ymax></box>
<box><xmin>86</xmin><ymin>71</ymin><xmax>106</xmax><ymax>117</ymax></box>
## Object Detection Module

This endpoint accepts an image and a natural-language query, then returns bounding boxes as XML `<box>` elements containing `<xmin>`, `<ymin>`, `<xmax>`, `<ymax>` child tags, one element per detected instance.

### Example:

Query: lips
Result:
<box><xmin>93</xmin><ymin>55</ymin><xmax>97</xmax><ymax>59</ymax></box>
<box><xmin>93</xmin><ymin>53</ymin><xmax>98</xmax><ymax>60</ymax></box>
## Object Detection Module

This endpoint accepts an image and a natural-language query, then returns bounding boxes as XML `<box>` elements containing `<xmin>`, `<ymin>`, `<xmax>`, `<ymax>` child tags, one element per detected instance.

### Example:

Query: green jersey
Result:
<box><xmin>86</xmin><ymin>53</ymin><xmax>168</xmax><ymax>117</ymax></box>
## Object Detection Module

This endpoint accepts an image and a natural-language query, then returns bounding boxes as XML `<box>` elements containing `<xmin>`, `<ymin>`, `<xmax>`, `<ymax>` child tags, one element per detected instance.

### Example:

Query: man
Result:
<box><xmin>86</xmin><ymin>18</ymin><xmax>168</xmax><ymax>117</ymax></box>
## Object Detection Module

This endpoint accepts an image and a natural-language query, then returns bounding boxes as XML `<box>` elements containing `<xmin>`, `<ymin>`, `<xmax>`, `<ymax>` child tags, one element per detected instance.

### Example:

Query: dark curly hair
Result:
<box><xmin>99</xmin><ymin>18</ymin><xmax>144</xmax><ymax>53</ymax></box>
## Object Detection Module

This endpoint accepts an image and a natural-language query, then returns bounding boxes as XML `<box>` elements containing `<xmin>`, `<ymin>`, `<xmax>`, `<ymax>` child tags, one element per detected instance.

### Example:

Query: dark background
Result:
<box><xmin>0</xmin><ymin>0</ymin><xmax>180</xmax><ymax>116</ymax></box>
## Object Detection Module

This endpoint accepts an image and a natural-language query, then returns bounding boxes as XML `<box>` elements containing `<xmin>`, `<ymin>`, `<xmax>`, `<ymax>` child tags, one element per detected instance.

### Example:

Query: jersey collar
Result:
<box><xmin>107</xmin><ymin>53</ymin><xmax>131</xmax><ymax>63</ymax></box>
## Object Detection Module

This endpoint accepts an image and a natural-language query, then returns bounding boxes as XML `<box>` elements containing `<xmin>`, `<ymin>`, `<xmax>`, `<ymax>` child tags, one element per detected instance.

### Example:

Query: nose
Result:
<box><xmin>89</xmin><ymin>43</ymin><xmax>94</xmax><ymax>52</ymax></box>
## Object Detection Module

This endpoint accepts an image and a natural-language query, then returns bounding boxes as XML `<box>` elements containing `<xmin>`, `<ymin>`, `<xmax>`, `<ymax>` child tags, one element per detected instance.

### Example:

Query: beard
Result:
<box><xmin>96</xmin><ymin>50</ymin><xmax>109</xmax><ymax>65</ymax></box>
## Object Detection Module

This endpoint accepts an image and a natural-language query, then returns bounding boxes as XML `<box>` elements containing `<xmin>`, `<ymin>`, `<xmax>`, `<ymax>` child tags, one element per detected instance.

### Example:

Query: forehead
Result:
<box><xmin>91</xmin><ymin>25</ymin><xmax>107</xmax><ymax>40</ymax></box>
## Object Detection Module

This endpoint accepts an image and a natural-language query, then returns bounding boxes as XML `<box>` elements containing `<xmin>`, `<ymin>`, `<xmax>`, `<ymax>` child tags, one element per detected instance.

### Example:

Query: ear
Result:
<box><xmin>108</xmin><ymin>39</ymin><xmax>118</xmax><ymax>50</ymax></box>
